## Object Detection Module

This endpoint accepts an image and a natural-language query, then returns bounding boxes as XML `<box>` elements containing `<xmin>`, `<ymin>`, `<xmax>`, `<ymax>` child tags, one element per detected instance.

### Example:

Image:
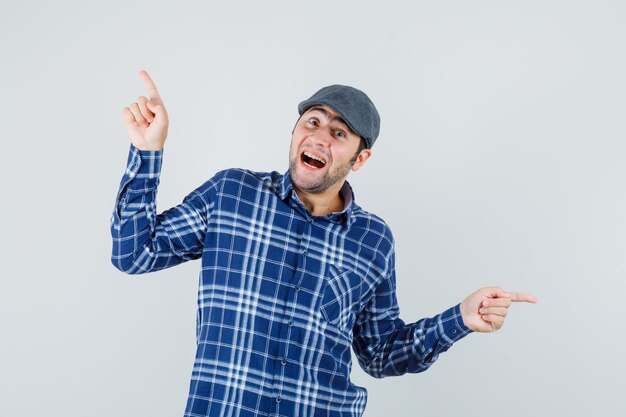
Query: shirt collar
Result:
<box><xmin>279</xmin><ymin>171</ymin><xmax>356</xmax><ymax>227</ymax></box>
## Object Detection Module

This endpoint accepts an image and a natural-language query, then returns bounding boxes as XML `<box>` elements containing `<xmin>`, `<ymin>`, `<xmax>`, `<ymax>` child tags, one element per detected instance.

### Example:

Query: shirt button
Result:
<box><xmin>119</xmin><ymin>198</ymin><xmax>126</xmax><ymax>206</ymax></box>
<box><xmin>281</xmin><ymin>359</ymin><xmax>287</xmax><ymax>366</ymax></box>
<box><xmin>276</xmin><ymin>396</ymin><xmax>281</xmax><ymax>403</ymax></box>
<box><xmin>302</xmin><ymin>250</ymin><xmax>307</xmax><ymax>256</ymax></box>
<box><xmin>288</xmin><ymin>320</ymin><xmax>293</xmax><ymax>327</ymax></box>
<box><xmin>307</xmin><ymin>218</ymin><xmax>313</xmax><ymax>224</ymax></box>
<box><xmin>294</xmin><ymin>286</ymin><xmax>300</xmax><ymax>292</ymax></box>
<box><xmin>451</xmin><ymin>329</ymin><xmax>457</xmax><ymax>334</ymax></box>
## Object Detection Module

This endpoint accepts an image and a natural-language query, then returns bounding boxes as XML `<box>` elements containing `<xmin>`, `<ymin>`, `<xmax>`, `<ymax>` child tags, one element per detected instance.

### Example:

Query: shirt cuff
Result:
<box><xmin>125</xmin><ymin>143</ymin><xmax>163</xmax><ymax>180</ymax></box>
<box><xmin>438</xmin><ymin>304</ymin><xmax>473</xmax><ymax>344</ymax></box>
<box><xmin>113</xmin><ymin>144</ymin><xmax>163</xmax><ymax>222</ymax></box>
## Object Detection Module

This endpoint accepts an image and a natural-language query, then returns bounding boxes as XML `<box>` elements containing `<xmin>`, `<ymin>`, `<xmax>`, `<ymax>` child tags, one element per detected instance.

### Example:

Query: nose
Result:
<box><xmin>308</xmin><ymin>129</ymin><xmax>332</xmax><ymax>147</ymax></box>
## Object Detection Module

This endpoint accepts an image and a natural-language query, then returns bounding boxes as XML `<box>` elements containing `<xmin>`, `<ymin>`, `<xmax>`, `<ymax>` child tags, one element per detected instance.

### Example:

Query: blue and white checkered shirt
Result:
<box><xmin>111</xmin><ymin>145</ymin><xmax>472</xmax><ymax>417</ymax></box>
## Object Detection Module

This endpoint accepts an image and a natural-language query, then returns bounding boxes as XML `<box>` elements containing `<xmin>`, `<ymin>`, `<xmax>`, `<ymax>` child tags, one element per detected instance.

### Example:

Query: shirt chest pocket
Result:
<box><xmin>320</xmin><ymin>266</ymin><xmax>363</xmax><ymax>332</ymax></box>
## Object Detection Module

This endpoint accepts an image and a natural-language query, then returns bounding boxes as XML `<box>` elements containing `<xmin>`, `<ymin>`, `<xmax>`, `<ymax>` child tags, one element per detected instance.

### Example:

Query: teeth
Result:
<box><xmin>304</xmin><ymin>151</ymin><xmax>326</xmax><ymax>164</ymax></box>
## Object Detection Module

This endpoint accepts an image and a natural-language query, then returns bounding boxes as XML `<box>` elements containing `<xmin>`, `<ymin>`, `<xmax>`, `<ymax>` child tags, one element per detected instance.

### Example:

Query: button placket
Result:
<box><xmin>290</xmin><ymin>217</ymin><xmax>311</xmax><ymax>307</ymax></box>
<box><xmin>285</xmin><ymin>218</ymin><xmax>311</xmax><ymax>324</ymax></box>
<box><xmin>275</xmin><ymin>244</ymin><xmax>302</xmax><ymax>409</ymax></box>
<box><xmin>274</xmin><ymin>216</ymin><xmax>312</xmax><ymax>409</ymax></box>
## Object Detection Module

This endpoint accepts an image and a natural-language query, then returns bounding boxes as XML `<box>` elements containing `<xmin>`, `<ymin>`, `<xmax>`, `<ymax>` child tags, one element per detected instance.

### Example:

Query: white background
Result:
<box><xmin>1</xmin><ymin>1</ymin><xmax>624</xmax><ymax>416</ymax></box>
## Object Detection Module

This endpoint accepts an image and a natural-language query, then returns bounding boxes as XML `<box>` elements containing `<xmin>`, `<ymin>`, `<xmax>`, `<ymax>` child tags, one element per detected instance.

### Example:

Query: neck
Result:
<box><xmin>293</xmin><ymin>182</ymin><xmax>345</xmax><ymax>217</ymax></box>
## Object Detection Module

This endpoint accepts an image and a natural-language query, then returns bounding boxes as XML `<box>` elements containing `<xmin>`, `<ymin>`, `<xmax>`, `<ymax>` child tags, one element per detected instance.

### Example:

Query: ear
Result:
<box><xmin>351</xmin><ymin>149</ymin><xmax>372</xmax><ymax>172</ymax></box>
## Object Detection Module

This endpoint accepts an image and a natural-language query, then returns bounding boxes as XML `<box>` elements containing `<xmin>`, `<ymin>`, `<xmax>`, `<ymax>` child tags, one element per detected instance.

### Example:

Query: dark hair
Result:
<box><xmin>350</xmin><ymin>137</ymin><xmax>368</xmax><ymax>165</ymax></box>
<box><xmin>357</xmin><ymin>137</ymin><xmax>368</xmax><ymax>153</ymax></box>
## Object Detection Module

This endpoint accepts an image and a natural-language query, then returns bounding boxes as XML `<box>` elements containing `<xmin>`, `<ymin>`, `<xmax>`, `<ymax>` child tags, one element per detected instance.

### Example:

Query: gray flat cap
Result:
<box><xmin>298</xmin><ymin>85</ymin><xmax>380</xmax><ymax>148</ymax></box>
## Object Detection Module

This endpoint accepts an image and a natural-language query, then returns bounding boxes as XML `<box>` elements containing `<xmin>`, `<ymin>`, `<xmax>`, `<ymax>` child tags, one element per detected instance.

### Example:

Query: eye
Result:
<box><xmin>308</xmin><ymin>117</ymin><xmax>319</xmax><ymax>126</ymax></box>
<box><xmin>335</xmin><ymin>130</ymin><xmax>346</xmax><ymax>138</ymax></box>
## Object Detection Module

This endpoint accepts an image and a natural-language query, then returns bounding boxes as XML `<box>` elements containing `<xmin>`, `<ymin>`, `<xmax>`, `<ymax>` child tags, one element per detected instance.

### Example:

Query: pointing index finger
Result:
<box><xmin>139</xmin><ymin>70</ymin><xmax>160</xmax><ymax>99</ymax></box>
<box><xmin>509</xmin><ymin>292</ymin><xmax>538</xmax><ymax>304</ymax></box>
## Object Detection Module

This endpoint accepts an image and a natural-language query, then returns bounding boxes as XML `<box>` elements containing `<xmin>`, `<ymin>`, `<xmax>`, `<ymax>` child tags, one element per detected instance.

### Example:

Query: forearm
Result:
<box><xmin>354</xmin><ymin>304</ymin><xmax>472</xmax><ymax>378</ymax></box>
<box><xmin>111</xmin><ymin>144</ymin><xmax>164</xmax><ymax>273</ymax></box>
<box><xmin>409</xmin><ymin>304</ymin><xmax>471</xmax><ymax>368</ymax></box>
<box><xmin>110</xmin><ymin>144</ymin><xmax>207</xmax><ymax>274</ymax></box>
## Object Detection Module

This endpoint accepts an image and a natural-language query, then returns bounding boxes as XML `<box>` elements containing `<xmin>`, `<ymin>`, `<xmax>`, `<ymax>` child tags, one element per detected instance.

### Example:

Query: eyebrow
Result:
<box><xmin>307</xmin><ymin>106</ymin><xmax>350</xmax><ymax>129</ymax></box>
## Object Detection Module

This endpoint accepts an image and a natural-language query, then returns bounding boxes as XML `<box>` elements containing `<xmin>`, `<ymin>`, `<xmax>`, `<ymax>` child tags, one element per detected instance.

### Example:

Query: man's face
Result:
<box><xmin>289</xmin><ymin>105</ymin><xmax>370</xmax><ymax>194</ymax></box>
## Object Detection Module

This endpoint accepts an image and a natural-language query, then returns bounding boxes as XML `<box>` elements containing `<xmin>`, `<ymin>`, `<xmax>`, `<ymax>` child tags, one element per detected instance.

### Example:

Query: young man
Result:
<box><xmin>111</xmin><ymin>70</ymin><xmax>536</xmax><ymax>417</ymax></box>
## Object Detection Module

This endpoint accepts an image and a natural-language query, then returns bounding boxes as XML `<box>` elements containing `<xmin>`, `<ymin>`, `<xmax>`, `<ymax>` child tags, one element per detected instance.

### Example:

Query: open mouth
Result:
<box><xmin>301</xmin><ymin>151</ymin><xmax>327</xmax><ymax>169</ymax></box>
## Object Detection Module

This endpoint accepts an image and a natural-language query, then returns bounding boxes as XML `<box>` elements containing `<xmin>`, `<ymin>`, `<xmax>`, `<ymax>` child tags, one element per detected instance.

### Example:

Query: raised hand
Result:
<box><xmin>122</xmin><ymin>70</ymin><xmax>169</xmax><ymax>151</ymax></box>
<box><xmin>460</xmin><ymin>287</ymin><xmax>537</xmax><ymax>332</ymax></box>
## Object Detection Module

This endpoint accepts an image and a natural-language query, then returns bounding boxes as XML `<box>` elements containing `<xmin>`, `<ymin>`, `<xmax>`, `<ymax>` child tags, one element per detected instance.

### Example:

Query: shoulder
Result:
<box><xmin>210</xmin><ymin>168</ymin><xmax>284</xmax><ymax>194</ymax></box>
<box><xmin>349</xmin><ymin>204</ymin><xmax>395</xmax><ymax>252</ymax></box>
<box><xmin>185</xmin><ymin>168</ymin><xmax>283</xmax><ymax>205</ymax></box>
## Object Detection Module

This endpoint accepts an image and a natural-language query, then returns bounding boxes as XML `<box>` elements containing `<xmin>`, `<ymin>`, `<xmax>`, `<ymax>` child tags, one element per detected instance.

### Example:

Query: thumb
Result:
<box><xmin>482</xmin><ymin>287</ymin><xmax>511</xmax><ymax>299</ymax></box>
<box><xmin>146</xmin><ymin>99</ymin><xmax>158</xmax><ymax>112</ymax></box>
<box><xmin>146</xmin><ymin>99</ymin><xmax>166</xmax><ymax>118</ymax></box>
<box><xmin>493</xmin><ymin>288</ymin><xmax>511</xmax><ymax>299</ymax></box>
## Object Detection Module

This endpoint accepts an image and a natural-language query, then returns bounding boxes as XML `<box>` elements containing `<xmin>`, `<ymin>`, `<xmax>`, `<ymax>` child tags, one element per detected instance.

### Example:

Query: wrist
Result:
<box><xmin>133</xmin><ymin>144</ymin><xmax>163</xmax><ymax>151</ymax></box>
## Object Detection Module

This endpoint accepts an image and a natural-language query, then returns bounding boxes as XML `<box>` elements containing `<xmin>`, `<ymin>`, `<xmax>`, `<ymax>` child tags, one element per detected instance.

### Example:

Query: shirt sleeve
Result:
<box><xmin>110</xmin><ymin>144</ymin><xmax>219</xmax><ymax>274</ymax></box>
<box><xmin>352</xmin><ymin>250</ymin><xmax>472</xmax><ymax>378</ymax></box>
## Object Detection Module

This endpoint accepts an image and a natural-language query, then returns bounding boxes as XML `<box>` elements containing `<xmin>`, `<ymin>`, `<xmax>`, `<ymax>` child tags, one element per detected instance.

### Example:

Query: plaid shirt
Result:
<box><xmin>111</xmin><ymin>145</ymin><xmax>471</xmax><ymax>417</ymax></box>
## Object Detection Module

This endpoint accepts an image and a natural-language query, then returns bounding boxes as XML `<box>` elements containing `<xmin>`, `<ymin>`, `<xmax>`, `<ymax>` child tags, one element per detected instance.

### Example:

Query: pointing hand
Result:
<box><xmin>460</xmin><ymin>287</ymin><xmax>537</xmax><ymax>332</ymax></box>
<box><xmin>121</xmin><ymin>70</ymin><xmax>169</xmax><ymax>151</ymax></box>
